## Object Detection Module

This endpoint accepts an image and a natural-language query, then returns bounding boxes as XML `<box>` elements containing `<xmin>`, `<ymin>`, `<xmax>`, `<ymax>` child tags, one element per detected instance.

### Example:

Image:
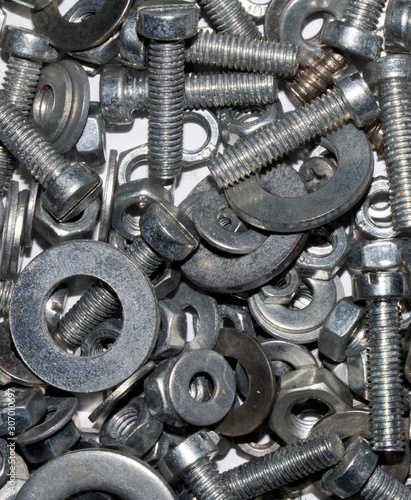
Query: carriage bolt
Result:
<box><xmin>137</xmin><ymin>0</ymin><xmax>199</xmax><ymax>180</ymax></box>
<box><xmin>197</xmin><ymin>0</ymin><xmax>261</xmax><ymax>39</ymax></box>
<box><xmin>100</xmin><ymin>66</ymin><xmax>277</xmax><ymax>125</ymax></box>
<box><xmin>159</xmin><ymin>430</ymin><xmax>237</xmax><ymax>500</ymax></box>
<box><xmin>323</xmin><ymin>436</ymin><xmax>411</xmax><ymax>499</ymax></box>
<box><xmin>222</xmin><ymin>433</ymin><xmax>343</xmax><ymax>499</ymax></box>
<box><xmin>364</xmin><ymin>54</ymin><xmax>411</xmax><ymax>233</ymax></box>
<box><xmin>0</xmin><ymin>92</ymin><xmax>101</xmax><ymax>222</ymax></box>
<box><xmin>321</xmin><ymin>0</ymin><xmax>386</xmax><ymax>59</ymax></box>
<box><xmin>58</xmin><ymin>201</ymin><xmax>199</xmax><ymax>348</ymax></box>
<box><xmin>186</xmin><ymin>29</ymin><xmax>298</xmax><ymax>76</ymax></box>
<box><xmin>208</xmin><ymin>66</ymin><xmax>379</xmax><ymax>189</ymax></box>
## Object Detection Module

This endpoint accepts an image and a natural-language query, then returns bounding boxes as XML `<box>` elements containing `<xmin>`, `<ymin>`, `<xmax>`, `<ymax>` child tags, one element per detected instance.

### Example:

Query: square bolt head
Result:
<box><xmin>137</xmin><ymin>0</ymin><xmax>199</xmax><ymax>41</ymax></box>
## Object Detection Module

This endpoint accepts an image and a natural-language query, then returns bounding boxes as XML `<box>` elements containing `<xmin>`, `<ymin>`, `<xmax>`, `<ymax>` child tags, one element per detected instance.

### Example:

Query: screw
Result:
<box><xmin>208</xmin><ymin>66</ymin><xmax>379</xmax><ymax>189</ymax></box>
<box><xmin>323</xmin><ymin>436</ymin><xmax>411</xmax><ymax>499</ymax></box>
<box><xmin>137</xmin><ymin>0</ymin><xmax>199</xmax><ymax>181</ymax></box>
<box><xmin>350</xmin><ymin>240</ymin><xmax>408</xmax><ymax>451</ymax></box>
<box><xmin>57</xmin><ymin>201</ymin><xmax>199</xmax><ymax>348</ymax></box>
<box><xmin>321</xmin><ymin>0</ymin><xmax>386</xmax><ymax>59</ymax></box>
<box><xmin>186</xmin><ymin>29</ymin><xmax>298</xmax><ymax>77</ymax></box>
<box><xmin>364</xmin><ymin>54</ymin><xmax>411</xmax><ymax>233</ymax></box>
<box><xmin>197</xmin><ymin>0</ymin><xmax>261</xmax><ymax>39</ymax></box>
<box><xmin>286</xmin><ymin>48</ymin><xmax>348</xmax><ymax>103</ymax></box>
<box><xmin>101</xmin><ymin>66</ymin><xmax>278</xmax><ymax>125</ymax></box>
<box><xmin>159</xmin><ymin>430</ymin><xmax>238</xmax><ymax>500</ymax></box>
<box><xmin>221</xmin><ymin>433</ymin><xmax>344</xmax><ymax>499</ymax></box>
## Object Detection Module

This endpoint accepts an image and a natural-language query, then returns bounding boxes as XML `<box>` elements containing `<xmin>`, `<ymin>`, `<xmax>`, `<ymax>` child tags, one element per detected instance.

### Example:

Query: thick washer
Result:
<box><xmin>15</xmin><ymin>449</ymin><xmax>176</xmax><ymax>500</ymax></box>
<box><xmin>225</xmin><ymin>124</ymin><xmax>374</xmax><ymax>233</ymax></box>
<box><xmin>213</xmin><ymin>328</ymin><xmax>275</xmax><ymax>437</ymax></box>
<box><xmin>98</xmin><ymin>150</ymin><xmax>118</xmax><ymax>243</ymax></box>
<box><xmin>31</xmin><ymin>0</ymin><xmax>133</xmax><ymax>52</ymax></box>
<box><xmin>9</xmin><ymin>240</ymin><xmax>159</xmax><ymax>393</ymax></box>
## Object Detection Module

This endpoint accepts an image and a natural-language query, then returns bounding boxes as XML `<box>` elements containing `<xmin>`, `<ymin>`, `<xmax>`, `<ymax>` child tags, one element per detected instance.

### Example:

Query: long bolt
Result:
<box><xmin>186</xmin><ymin>29</ymin><xmax>298</xmax><ymax>76</ymax></box>
<box><xmin>208</xmin><ymin>67</ymin><xmax>378</xmax><ymax>189</ymax></box>
<box><xmin>221</xmin><ymin>433</ymin><xmax>343</xmax><ymax>499</ymax></box>
<box><xmin>361</xmin><ymin>464</ymin><xmax>411</xmax><ymax>499</ymax></box>
<box><xmin>197</xmin><ymin>0</ymin><xmax>261</xmax><ymax>39</ymax></box>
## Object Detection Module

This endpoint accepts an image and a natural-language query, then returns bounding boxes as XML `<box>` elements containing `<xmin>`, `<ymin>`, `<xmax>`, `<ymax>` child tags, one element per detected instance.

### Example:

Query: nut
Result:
<box><xmin>349</xmin><ymin>239</ymin><xmax>406</xmax><ymax>273</ymax></box>
<box><xmin>74</xmin><ymin>102</ymin><xmax>106</xmax><ymax>169</ymax></box>
<box><xmin>347</xmin><ymin>347</ymin><xmax>368</xmax><ymax>400</ymax></box>
<box><xmin>151</xmin><ymin>299</ymin><xmax>186</xmax><ymax>361</ymax></box>
<box><xmin>0</xmin><ymin>387</ymin><xmax>47</xmax><ymax>436</ymax></box>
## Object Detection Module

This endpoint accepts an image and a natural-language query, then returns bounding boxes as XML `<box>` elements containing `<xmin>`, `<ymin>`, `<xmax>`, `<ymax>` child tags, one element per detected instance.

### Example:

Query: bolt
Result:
<box><xmin>286</xmin><ymin>48</ymin><xmax>348</xmax><ymax>103</ymax></box>
<box><xmin>323</xmin><ymin>436</ymin><xmax>411</xmax><ymax>499</ymax></box>
<box><xmin>186</xmin><ymin>29</ymin><xmax>298</xmax><ymax>76</ymax></box>
<box><xmin>57</xmin><ymin>201</ymin><xmax>200</xmax><ymax>348</ymax></box>
<box><xmin>137</xmin><ymin>0</ymin><xmax>199</xmax><ymax>180</ymax></box>
<box><xmin>364</xmin><ymin>118</ymin><xmax>384</xmax><ymax>156</ymax></box>
<box><xmin>221</xmin><ymin>433</ymin><xmax>344</xmax><ymax>499</ymax></box>
<box><xmin>0</xmin><ymin>92</ymin><xmax>101</xmax><ymax>222</ymax></box>
<box><xmin>0</xmin><ymin>280</ymin><xmax>13</xmax><ymax>316</ymax></box>
<box><xmin>350</xmin><ymin>239</ymin><xmax>409</xmax><ymax>451</ymax></box>
<box><xmin>208</xmin><ymin>66</ymin><xmax>379</xmax><ymax>189</ymax></box>
<box><xmin>320</xmin><ymin>0</ymin><xmax>386</xmax><ymax>59</ymax></box>
<box><xmin>364</xmin><ymin>54</ymin><xmax>411</xmax><ymax>233</ymax></box>
<box><xmin>100</xmin><ymin>65</ymin><xmax>278</xmax><ymax>125</ymax></box>
<box><xmin>197</xmin><ymin>0</ymin><xmax>261</xmax><ymax>39</ymax></box>
<box><xmin>159</xmin><ymin>430</ymin><xmax>237</xmax><ymax>500</ymax></box>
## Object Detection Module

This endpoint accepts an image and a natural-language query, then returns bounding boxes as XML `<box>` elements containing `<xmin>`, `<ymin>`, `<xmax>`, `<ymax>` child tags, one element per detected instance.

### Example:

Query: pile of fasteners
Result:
<box><xmin>0</xmin><ymin>0</ymin><xmax>410</xmax><ymax>498</ymax></box>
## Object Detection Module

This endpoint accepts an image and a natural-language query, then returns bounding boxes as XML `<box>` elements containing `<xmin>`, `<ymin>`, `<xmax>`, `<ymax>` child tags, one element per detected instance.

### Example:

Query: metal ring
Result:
<box><xmin>182</xmin><ymin>109</ymin><xmax>219</xmax><ymax>166</ymax></box>
<box><xmin>31</xmin><ymin>0</ymin><xmax>133</xmax><ymax>52</ymax></box>
<box><xmin>98</xmin><ymin>149</ymin><xmax>118</xmax><ymax>243</ymax></box>
<box><xmin>9</xmin><ymin>240</ymin><xmax>159</xmax><ymax>393</ymax></box>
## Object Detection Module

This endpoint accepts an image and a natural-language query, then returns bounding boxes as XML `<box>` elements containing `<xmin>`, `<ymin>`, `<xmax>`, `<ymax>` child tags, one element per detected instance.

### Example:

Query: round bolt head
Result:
<box><xmin>352</xmin><ymin>271</ymin><xmax>410</xmax><ymax>301</ymax></box>
<box><xmin>333</xmin><ymin>65</ymin><xmax>380</xmax><ymax>127</ymax></box>
<box><xmin>137</xmin><ymin>0</ymin><xmax>199</xmax><ymax>41</ymax></box>
<box><xmin>364</xmin><ymin>53</ymin><xmax>411</xmax><ymax>89</ymax></box>
<box><xmin>322</xmin><ymin>437</ymin><xmax>378</xmax><ymax>498</ymax></box>
<box><xmin>385</xmin><ymin>0</ymin><xmax>411</xmax><ymax>53</ymax></box>
<box><xmin>0</xmin><ymin>26</ymin><xmax>58</xmax><ymax>63</ymax></box>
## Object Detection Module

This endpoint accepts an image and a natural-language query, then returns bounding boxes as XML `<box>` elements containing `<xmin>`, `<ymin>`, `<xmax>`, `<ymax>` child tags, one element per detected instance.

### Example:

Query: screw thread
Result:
<box><xmin>148</xmin><ymin>41</ymin><xmax>185</xmax><ymax>180</ymax></box>
<box><xmin>2</xmin><ymin>57</ymin><xmax>42</xmax><ymax>116</ymax></box>
<box><xmin>0</xmin><ymin>280</ymin><xmax>13</xmax><ymax>315</ymax></box>
<box><xmin>208</xmin><ymin>86</ymin><xmax>350</xmax><ymax>189</ymax></box>
<box><xmin>366</xmin><ymin>299</ymin><xmax>405</xmax><ymax>451</ymax></box>
<box><xmin>361</xmin><ymin>465</ymin><xmax>411</xmax><ymax>500</ymax></box>
<box><xmin>378</xmin><ymin>78</ymin><xmax>411</xmax><ymax>233</ymax></box>
<box><xmin>186</xmin><ymin>30</ymin><xmax>298</xmax><ymax>76</ymax></box>
<box><xmin>126</xmin><ymin>238</ymin><xmax>164</xmax><ymax>277</ymax></box>
<box><xmin>185</xmin><ymin>457</ymin><xmax>237</xmax><ymax>500</ymax></box>
<box><xmin>222</xmin><ymin>433</ymin><xmax>343</xmax><ymax>499</ymax></box>
<box><xmin>106</xmin><ymin>405</ymin><xmax>140</xmax><ymax>438</ymax></box>
<box><xmin>198</xmin><ymin>0</ymin><xmax>261</xmax><ymax>39</ymax></box>
<box><xmin>0</xmin><ymin>146</ymin><xmax>16</xmax><ymax>196</ymax></box>
<box><xmin>343</xmin><ymin>0</ymin><xmax>386</xmax><ymax>31</ymax></box>
<box><xmin>286</xmin><ymin>49</ymin><xmax>348</xmax><ymax>103</ymax></box>
<box><xmin>364</xmin><ymin>118</ymin><xmax>384</xmax><ymax>153</ymax></box>
<box><xmin>0</xmin><ymin>92</ymin><xmax>69</xmax><ymax>188</ymax></box>
<box><xmin>58</xmin><ymin>281</ymin><xmax>120</xmax><ymax>349</ymax></box>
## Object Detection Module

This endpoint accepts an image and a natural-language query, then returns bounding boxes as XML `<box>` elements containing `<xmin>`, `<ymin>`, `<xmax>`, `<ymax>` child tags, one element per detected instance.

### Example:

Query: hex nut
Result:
<box><xmin>318</xmin><ymin>298</ymin><xmax>365</xmax><ymax>362</ymax></box>
<box><xmin>151</xmin><ymin>299</ymin><xmax>186</xmax><ymax>361</ymax></box>
<box><xmin>349</xmin><ymin>239</ymin><xmax>406</xmax><ymax>273</ymax></box>
<box><xmin>0</xmin><ymin>387</ymin><xmax>47</xmax><ymax>436</ymax></box>
<box><xmin>74</xmin><ymin>102</ymin><xmax>106</xmax><ymax>169</ymax></box>
<box><xmin>100</xmin><ymin>396</ymin><xmax>163</xmax><ymax>458</ymax></box>
<box><xmin>268</xmin><ymin>367</ymin><xmax>353</xmax><ymax>444</ymax></box>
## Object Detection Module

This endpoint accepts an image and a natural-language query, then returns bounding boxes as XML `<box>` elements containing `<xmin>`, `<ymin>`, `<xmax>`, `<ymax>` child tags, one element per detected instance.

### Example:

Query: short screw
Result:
<box><xmin>137</xmin><ymin>0</ymin><xmax>199</xmax><ymax>180</ymax></box>
<box><xmin>364</xmin><ymin>54</ymin><xmax>411</xmax><ymax>233</ymax></box>
<box><xmin>197</xmin><ymin>0</ymin><xmax>261</xmax><ymax>39</ymax></box>
<box><xmin>208</xmin><ymin>66</ymin><xmax>379</xmax><ymax>189</ymax></box>
<box><xmin>221</xmin><ymin>433</ymin><xmax>344</xmax><ymax>499</ymax></box>
<box><xmin>186</xmin><ymin>29</ymin><xmax>298</xmax><ymax>76</ymax></box>
<box><xmin>159</xmin><ymin>430</ymin><xmax>238</xmax><ymax>500</ymax></box>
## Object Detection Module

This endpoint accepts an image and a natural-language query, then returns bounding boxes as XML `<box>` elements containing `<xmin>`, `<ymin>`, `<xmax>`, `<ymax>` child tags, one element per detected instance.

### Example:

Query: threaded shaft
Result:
<box><xmin>186</xmin><ymin>30</ymin><xmax>298</xmax><ymax>76</ymax></box>
<box><xmin>58</xmin><ymin>281</ymin><xmax>120</xmax><ymax>349</ymax></box>
<box><xmin>222</xmin><ymin>433</ymin><xmax>343</xmax><ymax>499</ymax></box>
<box><xmin>126</xmin><ymin>238</ymin><xmax>164</xmax><ymax>276</ymax></box>
<box><xmin>366</xmin><ymin>299</ymin><xmax>405</xmax><ymax>451</ymax></box>
<box><xmin>185</xmin><ymin>458</ymin><xmax>237</xmax><ymax>500</ymax></box>
<box><xmin>378</xmin><ymin>78</ymin><xmax>411</xmax><ymax>233</ymax></box>
<box><xmin>0</xmin><ymin>92</ymin><xmax>69</xmax><ymax>188</ymax></box>
<box><xmin>107</xmin><ymin>406</ymin><xmax>140</xmax><ymax>438</ymax></box>
<box><xmin>365</xmin><ymin>118</ymin><xmax>384</xmax><ymax>154</ymax></box>
<box><xmin>361</xmin><ymin>466</ymin><xmax>411</xmax><ymax>500</ymax></box>
<box><xmin>0</xmin><ymin>147</ymin><xmax>16</xmax><ymax>196</ymax></box>
<box><xmin>0</xmin><ymin>280</ymin><xmax>14</xmax><ymax>315</ymax></box>
<box><xmin>286</xmin><ymin>49</ymin><xmax>348</xmax><ymax>103</ymax></box>
<box><xmin>147</xmin><ymin>41</ymin><xmax>185</xmax><ymax>180</ymax></box>
<box><xmin>343</xmin><ymin>0</ymin><xmax>386</xmax><ymax>32</ymax></box>
<box><xmin>3</xmin><ymin>57</ymin><xmax>42</xmax><ymax>116</ymax></box>
<box><xmin>208</xmin><ymin>86</ymin><xmax>351</xmax><ymax>189</ymax></box>
<box><xmin>198</xmin><ymin>0</ymin><xmax>261</xmax><ymax>39</ymax></box>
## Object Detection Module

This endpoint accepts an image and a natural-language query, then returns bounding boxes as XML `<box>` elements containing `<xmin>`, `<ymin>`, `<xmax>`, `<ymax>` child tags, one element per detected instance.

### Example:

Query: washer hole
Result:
<box><xmin>301</xmin><ymin>12</ymin><xmax>325</xmax><ymax>41</ymax></box>
<box><xmin>33</xmin><ymin>85</ymin><xmax>55</xmax><ymax>126</ymax></box>
<box><xmin>289</xmin><ymin>280</ymin><xmax>314</xmax><ymax>310</ymax></box>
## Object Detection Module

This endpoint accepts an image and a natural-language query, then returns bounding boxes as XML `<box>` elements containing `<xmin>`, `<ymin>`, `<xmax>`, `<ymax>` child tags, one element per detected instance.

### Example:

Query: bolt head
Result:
<box><xmin>349</xmin><ymin>239</ymin><xmax>406</xmax><ymax>273</ymax></box>
<box><xmin>364</xmin><ymin>53</ymin><xmax>411</xmax><ymax>89</ymax></box>
<box><xmin>0</xmin><ymin>26</ymin><xmax>57</xmax><ymax>63</ymax></box>
<box><xmin>352</xmin><ymin>271</ymin><xmax>410</xmax><ymax>301</ymax></box>
<box><xmin>137</xmin><ymin>0</ymin><xmax>199</xmax><ymax>41</ymax></box>
<box><xmin>385</xmin><ymin>0</ymin><xmax>411</xmax><ymax>53</ymax></box>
